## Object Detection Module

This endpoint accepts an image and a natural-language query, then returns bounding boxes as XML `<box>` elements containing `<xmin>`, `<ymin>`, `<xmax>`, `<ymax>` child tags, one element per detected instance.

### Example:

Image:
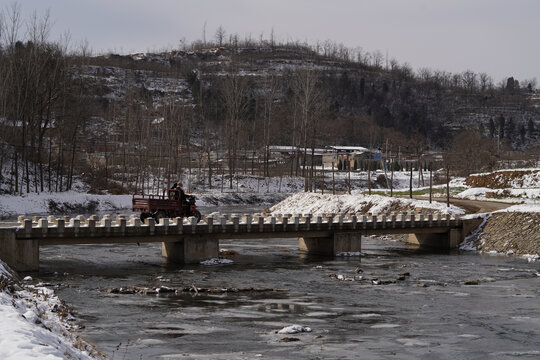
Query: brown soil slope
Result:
<box><xmin>473</xmin><ymin>212</ymin><xmax>540</xmax><ymax>255</ymax></box>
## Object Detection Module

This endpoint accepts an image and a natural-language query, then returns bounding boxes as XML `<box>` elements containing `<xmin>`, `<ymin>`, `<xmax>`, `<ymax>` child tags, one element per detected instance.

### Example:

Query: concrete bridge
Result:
<box><xmin>0</xmin><ymin>213</ymin><xmax>481</xmax><ymax>272</ymax></box>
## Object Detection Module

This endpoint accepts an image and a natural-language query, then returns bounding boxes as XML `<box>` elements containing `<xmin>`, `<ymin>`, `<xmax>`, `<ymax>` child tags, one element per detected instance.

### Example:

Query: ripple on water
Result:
<box><xmin>370</xmin><ymin>324</ymin><xmax>400</xmax><ymax>329</ymax></box>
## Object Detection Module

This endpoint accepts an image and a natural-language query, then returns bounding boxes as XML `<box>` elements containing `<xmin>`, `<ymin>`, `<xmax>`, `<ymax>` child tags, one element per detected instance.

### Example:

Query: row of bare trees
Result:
<box><xmin>0</xmin><ymin>5</ymin><xmax>84</xmax><ymax>194</ymax></box>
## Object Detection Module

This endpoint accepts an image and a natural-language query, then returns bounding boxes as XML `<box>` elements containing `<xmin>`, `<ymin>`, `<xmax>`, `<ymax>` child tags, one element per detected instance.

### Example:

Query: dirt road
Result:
<box><xmin>413</xmin><ymin>196</ymin><xmax>515</xmax><ymax>214</ymax></box>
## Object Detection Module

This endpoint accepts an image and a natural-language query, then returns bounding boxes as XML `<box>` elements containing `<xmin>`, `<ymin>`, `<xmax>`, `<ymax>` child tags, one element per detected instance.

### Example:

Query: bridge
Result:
<box><xmin>0</xmin><ymin>212</ymin><xmax>482</xmax><ymax>272</ymax></box>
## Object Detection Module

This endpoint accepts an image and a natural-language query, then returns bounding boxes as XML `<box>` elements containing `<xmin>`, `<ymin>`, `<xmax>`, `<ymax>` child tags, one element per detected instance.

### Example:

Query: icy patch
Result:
<box><xmin>277</xmin><ymin>325</ymin><xmax>312</xmax><ymax>334</ymax></box>
<box><xmin>200</xmin><ymin>258</ymin><xmax>234</xmax><ymax>266</ymax></box>
<box><xmin>522</xmin><ymin>254</ymin><xmax>539</xmax><ymax>263</ymax></box>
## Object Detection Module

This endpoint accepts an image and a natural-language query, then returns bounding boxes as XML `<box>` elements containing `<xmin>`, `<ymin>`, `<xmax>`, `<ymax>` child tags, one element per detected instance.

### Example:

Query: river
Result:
<box><xmin>33</xmin><ymin>206</ymin><xmax>540</xmax><ymax>359</ymax></box>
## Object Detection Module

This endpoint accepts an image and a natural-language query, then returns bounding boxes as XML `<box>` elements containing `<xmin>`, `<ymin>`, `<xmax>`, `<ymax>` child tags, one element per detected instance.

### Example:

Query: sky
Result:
<box><xmin>7</xmin><ymin>0</ymin><xmax>540</xmax><ymax>84</ymax></box>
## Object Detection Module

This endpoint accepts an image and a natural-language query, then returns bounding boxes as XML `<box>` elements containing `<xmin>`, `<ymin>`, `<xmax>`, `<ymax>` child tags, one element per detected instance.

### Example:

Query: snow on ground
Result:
<box><xmin>0</xmin><ymin>191</ymin><xmax>132</xmax><ymax>219</ymax></box>
<box><xmin>455</xmin><ymin>187</ymin><xmax>540</xmax><ymax>202</ymax></box>
<box><xmin>0</xmin><ymin>261</ymin><xmax>100</xmax><ymax>359</ymax></box>
<box><xmin>269</xmin><ymin>192</ymin><xmax>465</xmax><ymax>216</ymax></box>
<box><xmin>494</xmin><ymin>204</ymin><xmax>540</xmax><ymax>213</ymax></box>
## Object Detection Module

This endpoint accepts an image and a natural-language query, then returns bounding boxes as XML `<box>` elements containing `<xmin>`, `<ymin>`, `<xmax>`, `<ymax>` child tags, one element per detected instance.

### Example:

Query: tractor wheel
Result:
<box><xmin>140</xmin><ymin>212</ymin><xmax>151</xmax><ymax>223</ymax></box>
<box><xmin>194</xmin><ymin>210</ymin><xmax>202</xmax><ymax>223</ymax></box>
<box><xmin>155</xmin><ymin>211</ymin><xmax>167</xmax><ymax>224</ymax></box>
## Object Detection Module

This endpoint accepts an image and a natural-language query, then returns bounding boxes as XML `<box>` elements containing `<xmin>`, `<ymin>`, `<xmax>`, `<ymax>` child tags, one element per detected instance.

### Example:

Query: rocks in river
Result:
<box><xmin>105</xmin><ymin>286</ymin><xmax>287</xmax><ymax>295</ymax></box>
<box><xmin>417</xmin><ymin>283</ymin><xmax>429</xmax><ymax>288</ymax></box>
<box><xmin>464</xmin><ymin>280</ymin><xmax>479</xmax><ymax>285</ymax></box>
<box><xmin>280</xmin><ymin>337</ymin><xmax>301</xmax><ymax>342</ymax></box>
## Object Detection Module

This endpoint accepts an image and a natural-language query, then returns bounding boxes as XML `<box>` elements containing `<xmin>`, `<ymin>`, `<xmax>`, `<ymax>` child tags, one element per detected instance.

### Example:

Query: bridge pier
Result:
<box><xmin>408</xmin><ymin>229</ymin><xmax>462</xmax><ymax>249</ymax></box>
<box><xmin>161</xmin><ymin>237</ymin><xmax>219</xmax><ymax>264</ymax></box>
<box><xmin>0</xmin><ymin>229</ymin><xmax>39</xmax><ymax>272</ymax></box>
<box><xmin>299</xmin><ymin>232</ymin><xmax>361</xmax><ymax>256</ymax></box>
<box><xmin>408</xmin><ymin>218</ymin><xmax>483</xmax><ymax>250</ymax></box>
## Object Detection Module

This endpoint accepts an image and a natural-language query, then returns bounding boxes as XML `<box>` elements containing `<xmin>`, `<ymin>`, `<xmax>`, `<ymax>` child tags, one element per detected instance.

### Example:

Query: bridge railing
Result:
<box><xmin>13</xmin><ymin>213</ymin><xmax>462</xmax><ymax>240</ymax></box>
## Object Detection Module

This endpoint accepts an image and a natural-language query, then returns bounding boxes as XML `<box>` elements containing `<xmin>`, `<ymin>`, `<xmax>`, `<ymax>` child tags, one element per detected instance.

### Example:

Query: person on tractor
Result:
<box><xmin>171</xmin><ymin>181</ymin><xmax>186</xmax><ymax>203</ymax></box>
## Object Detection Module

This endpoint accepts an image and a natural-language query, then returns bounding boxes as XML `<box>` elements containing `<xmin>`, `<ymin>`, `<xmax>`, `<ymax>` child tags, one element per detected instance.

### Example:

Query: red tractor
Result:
<box><xmin>132</xmin><ymin>188</ymin><xmax>202</xmax><ymax>223</ymax></box>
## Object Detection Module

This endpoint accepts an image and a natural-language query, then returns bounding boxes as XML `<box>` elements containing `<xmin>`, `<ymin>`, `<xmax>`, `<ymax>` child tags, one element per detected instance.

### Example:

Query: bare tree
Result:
<box><xmin>215</xmin><ymin>25</ymin><xmax>226</xmax><ymax>47</ymax></box>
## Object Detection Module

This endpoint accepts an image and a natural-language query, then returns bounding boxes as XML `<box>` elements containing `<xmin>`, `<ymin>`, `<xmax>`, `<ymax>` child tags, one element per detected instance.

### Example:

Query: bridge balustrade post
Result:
<box><xmin>428</xmin><ymin>214</ymin><xmax>433</xmax><ymax>227</ymax></box>
<box><xmin>305</xmin><ymin>214</ymin><xmax>312</xmax><ymax>230</ymax></box>
<box><xmin>88</xmin><ymin>219</ymin><xmax>96</xmax><ymax>235</ymax></box>
<box><xmin>351</xmin><ymin>215</ymin><xmax>357</xmax><ymax>229</ymax></box>
<box><xmin>410</xmin><ymin>213</ymin><xmax>415</xmax><ymax>228</ymax></box>
<box><xmin>372</xmin><ymin>215</ymin><xmax>377</xmax><ymax>229</ymax></box>
<box><xmin>338</xmin><ymin>215</ymin><xmax>344</xmax><ymax>229</ymax></box>
<box><xmin>190</xmin><ymin>217</ymin><xmax>197</xmax><ymax>233</ymax></box>
<box><xmin>102</xmin><ymin>217</ymin><xmax>111</xmax><ymax>235</ymax></box>
<box><xmin>294</xmin><ymin>216</ymin><xmax>300</xmax><ymax>231</ymax></box>
<box><xmin>57</xmin><ymin>219</ymin><xmax>65</xmax><ymax>237</ymax></box>
<box><xmin>437</xmin><ymin>213</ymin><xmax>442</xmax><ymax>226</ymax></box>
<box><xmin>270</xmin><ymin>217</ymin><xmax>276</xmax><ymax>231</ymax></box>
<box><xmin>391</xmin><ymin>213</ymin><xmax>396</xmax><ymax>229</ymax></box>
<box><xmin>38</xmin><ymin>218</ymin><xmax>48</xmax><ymax>236</ymax></box>
<box><xmin>419</xmin><ymin>213</ymin><xmax>424</xmax><ymax>228</ymax></box>
<box><xmin>146</xmin><ymin>218</ymin><xmax>155</xmax><ymax>235</ymax></box>
<box><xmin>177</xmin><ymin>217</ymin><xmax>185</xmax><ymax>231</ymax></box>
<box><xmin>258</xmin><ymin>216</ymin><xmax>264</xmax><ymax>232</ymax></box>
<box><xmin>207</xmin><ymin>217</ymin><xmax>214</xmax><ymax>233</ymax></box>
<box><xmin>401</xmin><ymin>212</ymin><xmax>406</xmax><ymax>228</ymax></box>
<box><xmin>382</xmin><ymin>215</ymin><xmax>387</xmax><ymax>229</ymax></box>
<box><xmin>316</xmin><ymin>216</ymin><xmax>322</xmax><ymax>230</ymax></box>
<box><xmin>70</xmin><ymin>218</ymin><xmax>80</xmax><ymax>237</ymax></box>
<box><xmin>282</xmin><ymin>217</ymin><xmax>288</xmax><ymax>231</ymax></box>
<box><xmin>221</xmin><ymin>217</ymin><xmax>227</xmax><ymax>233</ymax></box>
<box><xmin>446</xmin><ymin>214</ymin><xmax>451</xmax><ymax>226</ymax></box>
<box><xmin>119</xmin><ymin>218</ymin><xmax>127</xmax><ymax>236</ymax></box>
<box><xmin>245</xmin><ymin>215</ymin><xmax>252</xmax><ymax>232</ymax></box>
<box><xmin>231</xmin><ymin>216</ymin><xmax>239</xmax><ymax>233</ymax></box>
<box><xmin>161</xmin><ymin>218</ymin><xmax>169</xmax><ymax>235</ymax></box>
<box><xmin>24</xmin><ymin>219</ymin><xmax>32</xmax><ymax>238</ymax></box>
<box><xmin>327</xmin><ymin>215</ymin><xmax>334</xmax><ymax>230</ymax></box>
<box><xmin>362</xmin><ymin>215</ymin><xmax>367</xmax><ymax>229</ymax></box>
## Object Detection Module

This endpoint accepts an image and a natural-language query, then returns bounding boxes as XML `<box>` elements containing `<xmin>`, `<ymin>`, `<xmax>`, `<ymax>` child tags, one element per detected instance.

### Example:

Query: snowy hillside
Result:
<box><xmin>268</xmin><ymin>192</ymin><xmax>465</xmax><ymax>216</ymax></box>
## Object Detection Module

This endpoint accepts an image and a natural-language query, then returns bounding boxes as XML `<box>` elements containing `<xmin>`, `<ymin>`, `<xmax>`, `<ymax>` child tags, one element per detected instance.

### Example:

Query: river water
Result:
<box><xmin>34</xmin><ymin>206</ymin><xmax>540</xmax><ymax>360</ymax></box>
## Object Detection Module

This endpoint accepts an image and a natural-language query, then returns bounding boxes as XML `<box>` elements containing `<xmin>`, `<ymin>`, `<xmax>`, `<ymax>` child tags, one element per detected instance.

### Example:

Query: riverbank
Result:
<box><xmin>461</xmin><ymin>205</ymin><xmax>540</xmax><ymax>261</ymax></box>
<box><xmin>0</xmin><ymin>261</ymin><xmax>104</xmax><ymax>359</ymax></box>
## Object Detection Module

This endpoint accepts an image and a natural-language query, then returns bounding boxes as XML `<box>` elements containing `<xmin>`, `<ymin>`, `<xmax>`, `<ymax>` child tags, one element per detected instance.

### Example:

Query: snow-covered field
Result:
<box><xmin>0</xmin><ymin>191</ymin><xmax>132</xmax><ymax>219</ymax></box>
<box><xmin>455</xmin><ymin>169</ymin><xmax>540</xmax><ymax>203</ymax></box>
<box><xmin>269</xmin><ymin>192</ymin><xmax>465</xmax><ymax>216</ymax></box>
<box><xmin>0</xmin><ymin>261</ymin><xmax>101</xmax><ymax>359</ymax></box>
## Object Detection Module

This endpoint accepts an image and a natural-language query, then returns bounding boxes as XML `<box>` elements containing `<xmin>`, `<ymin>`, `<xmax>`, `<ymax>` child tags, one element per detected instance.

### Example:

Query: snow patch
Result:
<box><xmin>277</xmin><ymin>325</ymin><xmax>312</xmax><ymax>334</ymax></box>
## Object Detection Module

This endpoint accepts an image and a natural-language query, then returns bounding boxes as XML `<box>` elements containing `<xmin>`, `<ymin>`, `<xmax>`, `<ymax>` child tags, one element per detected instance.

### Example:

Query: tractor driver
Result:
<box><xmin>171</xmin><ymin>181</ymin><xmax>186</xmax><ymax>203</ymax></box>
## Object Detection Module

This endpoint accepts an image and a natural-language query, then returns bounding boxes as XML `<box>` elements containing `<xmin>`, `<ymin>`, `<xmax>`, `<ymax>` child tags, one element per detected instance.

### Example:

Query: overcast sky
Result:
<box><xmin>10</xmin><ymin>0</ymin><xmax>540</xmax><ymax>84</ymax></box>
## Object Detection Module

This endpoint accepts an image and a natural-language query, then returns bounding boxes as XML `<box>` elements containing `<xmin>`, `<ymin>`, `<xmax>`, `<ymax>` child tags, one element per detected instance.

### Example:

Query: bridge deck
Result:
<box><xmin>11</xmin><ymin>213</ymin><xmax>461</xmax><ymax>245</ymax></box>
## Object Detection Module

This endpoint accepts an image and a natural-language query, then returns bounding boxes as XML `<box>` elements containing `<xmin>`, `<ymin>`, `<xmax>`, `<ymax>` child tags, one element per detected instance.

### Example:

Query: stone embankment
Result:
<box><xmin>469</xmin><ymin>212</ymin><xmax>540</xmax><ymax>256</ymax></box>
